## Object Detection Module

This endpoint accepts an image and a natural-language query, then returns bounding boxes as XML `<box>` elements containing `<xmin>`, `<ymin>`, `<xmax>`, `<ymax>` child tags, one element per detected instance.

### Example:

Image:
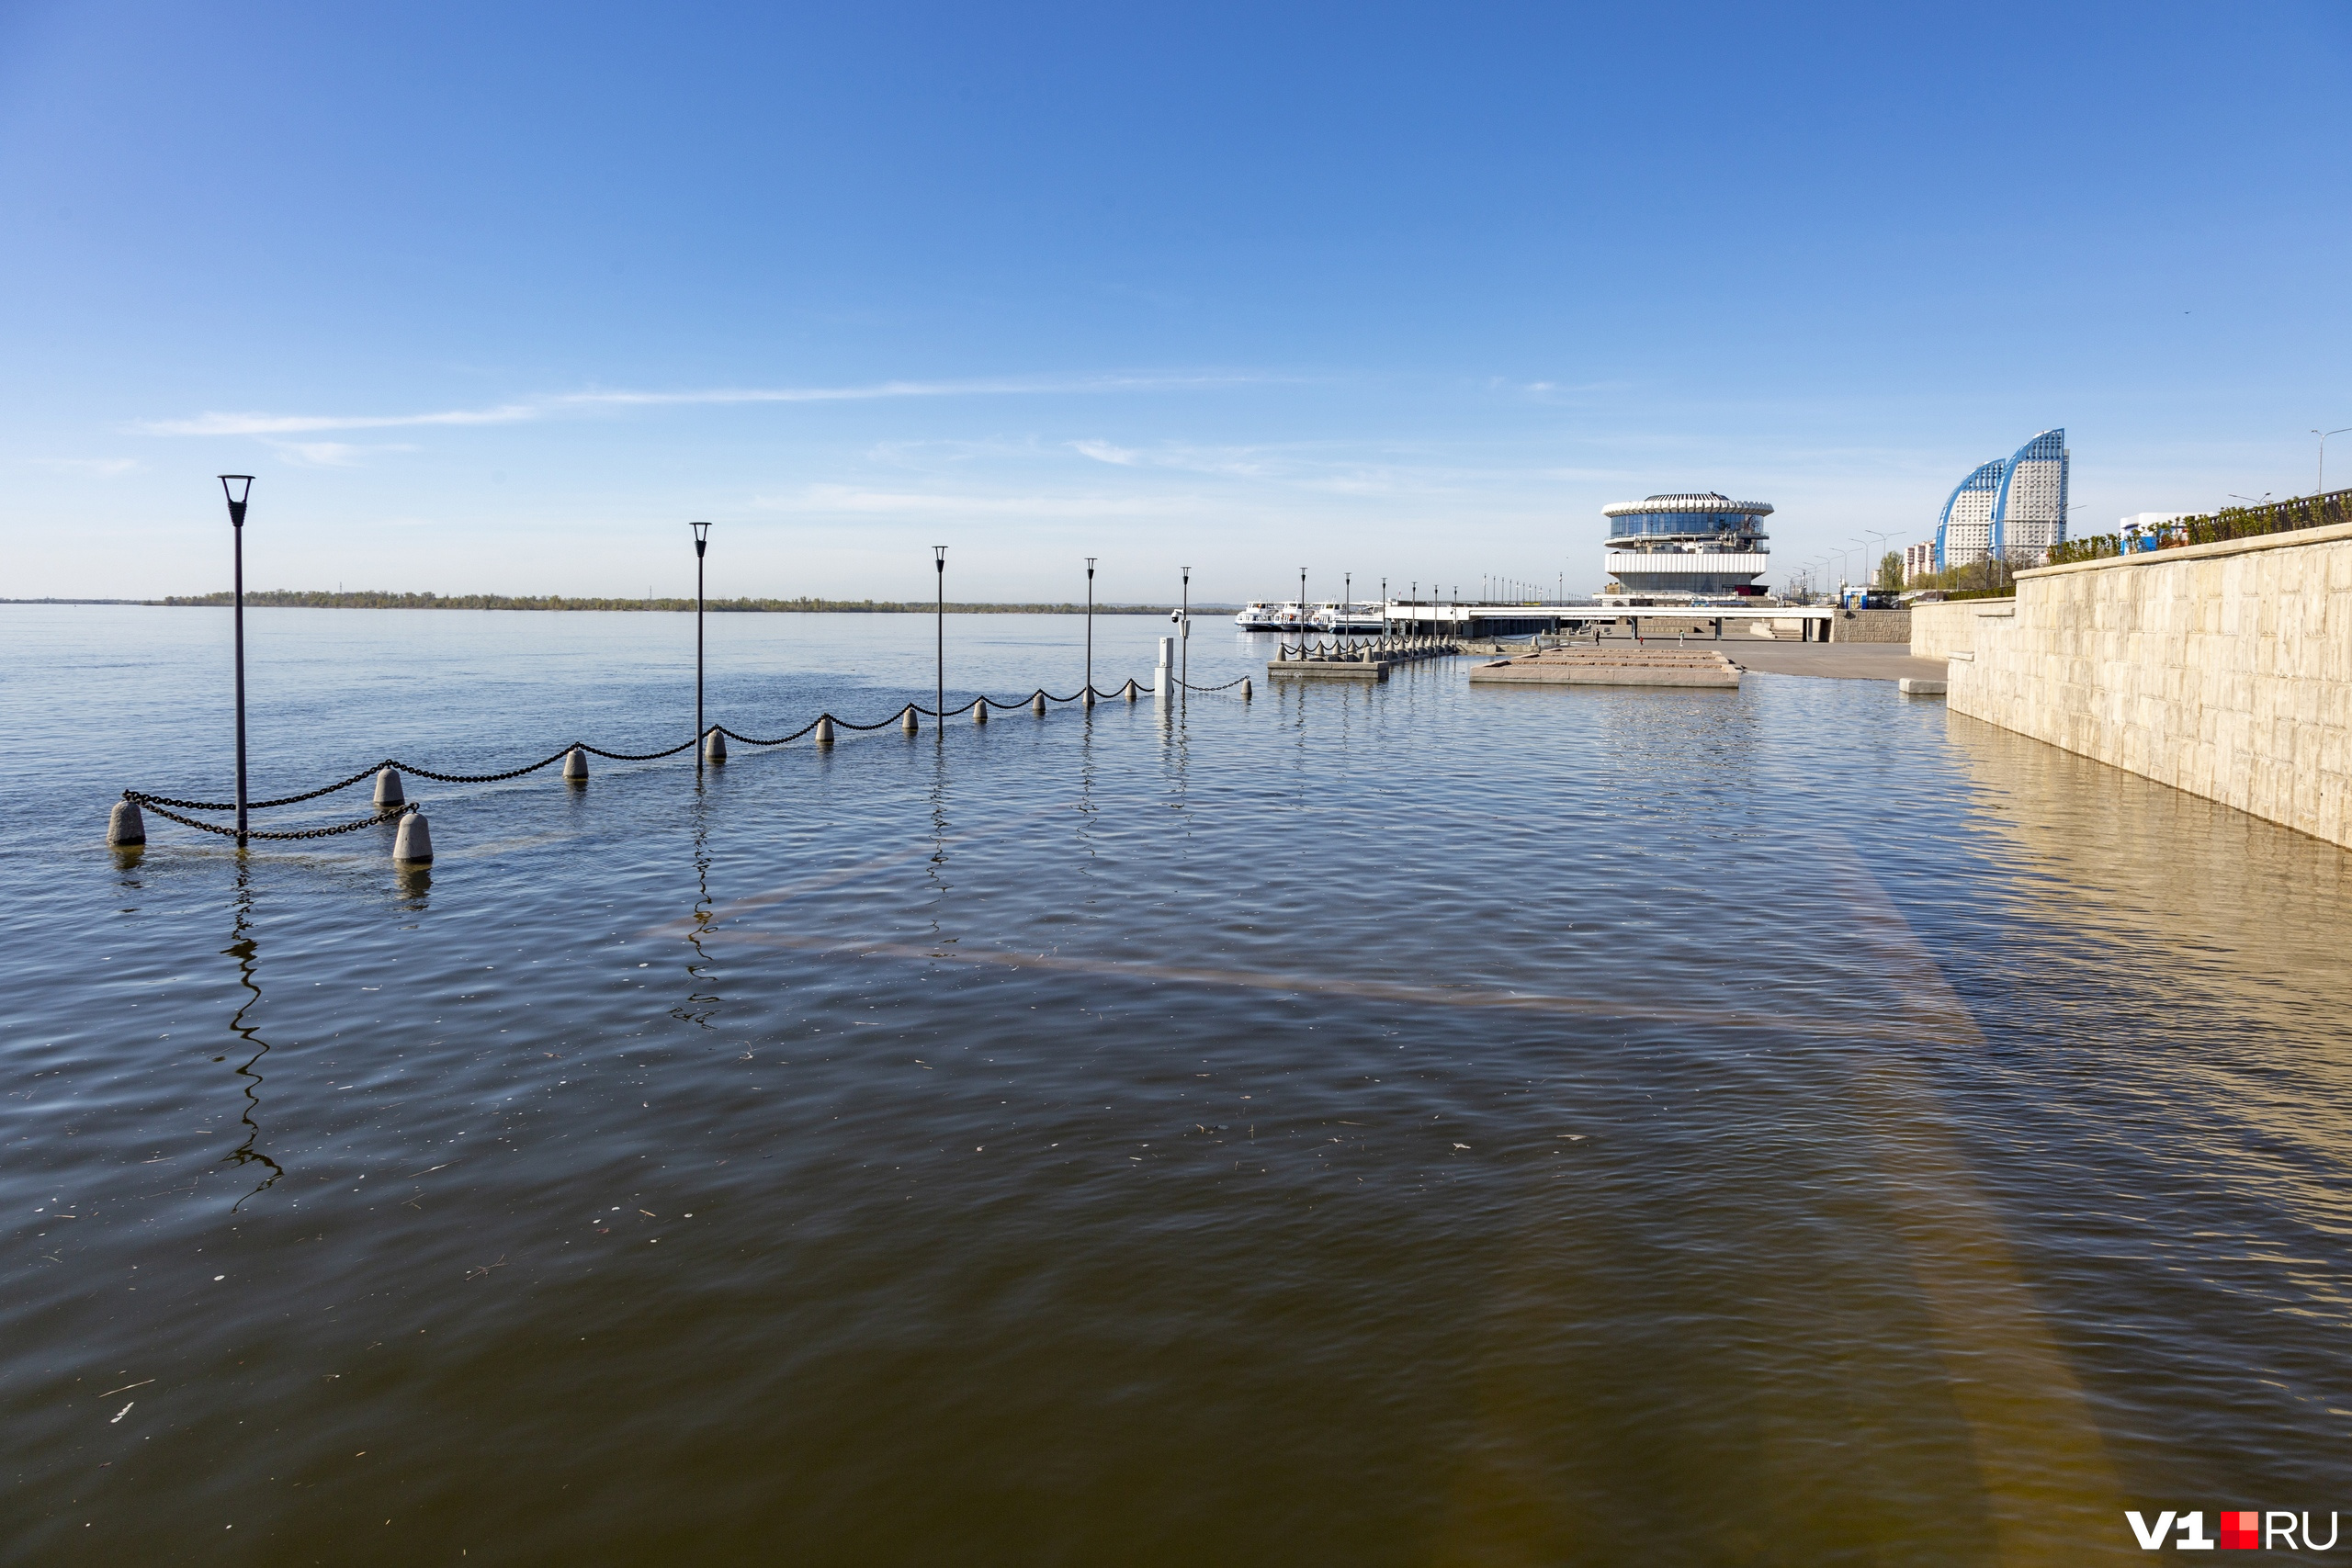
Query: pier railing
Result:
<box><xmin>2047</xmin><ymin>488</ymin><xmax>2352</xmax><ymax>565</ymax></box>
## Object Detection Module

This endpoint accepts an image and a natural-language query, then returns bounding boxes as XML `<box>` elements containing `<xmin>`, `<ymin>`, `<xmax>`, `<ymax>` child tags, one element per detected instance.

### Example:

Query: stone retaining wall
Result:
<box><xmin>1828</xmin><ymin>608</ymin><xmax>1911</xmax><ymax>643</ymax></box>
<box><xmin>1949</xmin><ymin>523</ymin><xmax>2352</xmax><ymax>849</ymax></box>
<box><xmin>1909</xmin><ymin>599</ymin><xmax>2003</xmax><ymax>660</ymax></box>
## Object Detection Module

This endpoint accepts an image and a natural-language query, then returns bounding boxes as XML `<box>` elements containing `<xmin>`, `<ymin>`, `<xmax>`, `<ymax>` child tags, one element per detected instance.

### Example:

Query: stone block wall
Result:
<box><xmin>1949</xmin><ymin>523</ymin><xmax>2352</xmax><ymax>849</ymax></box>
<box><xmin>1909</xmin><ymin>599</ymin><xmax>2004</xmax><ymax>660</ymax></box>
<box><xmin>1828</xmin><ymin>608</ymin><xmax>1911</xmax><ymax>643</ymax></box>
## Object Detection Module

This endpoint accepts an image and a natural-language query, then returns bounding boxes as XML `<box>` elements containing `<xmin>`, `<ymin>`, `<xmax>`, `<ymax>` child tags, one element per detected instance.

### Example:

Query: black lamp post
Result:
<box><xmin>1180</xmin><ymin>566</ymin><xmax>1192</xmax><ymax>700</ymax></box>
<box><xmin>219</xmin><ymin>476</ymin><xmax>254</xmax><ymax>843</ymax></box>
<box><xmin>1085</xmin><ymin>557</ymin><xmax>1096</xmax><ymax>696</ymax></box>
<box><xmin>933</xmin><ymin>546</ymin><xmax>947</xmax><ymax>722</ymax></box>
<box><xmin>690</xmin><ymin>522</ymin><xmax>712</xmax><ymax>761</ymax></box>
<box><xmin>1298</xmin><ymin>567</ymin><xmax>1306</xmax><ymax>640</ymax></box>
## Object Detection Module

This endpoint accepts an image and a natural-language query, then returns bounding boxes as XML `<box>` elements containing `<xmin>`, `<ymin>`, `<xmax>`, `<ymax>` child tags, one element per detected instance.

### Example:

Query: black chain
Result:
<box><xmin>578</xmin><ymin>738</ymin><xmax>701</xmax><ymax>762</ymax></box>
<box><xmin>125</xmin><ymin>761</ymin><xmax>387</xmax><ymax>813</ymax></box>
<box><xmin>715</xmin><ymin>718</ymin><xmax>824</xmax><ymax>746</ymax></box>
<box><xmin>123</xmin><ymin>683</ymin><xmax>1161</xmax><ymax>818</ymax></box>
<box><xmin>131</xmin><ymin>796</ymin><xmax>414</xmax><ymax>841</ymax></box>
<box><xmin>1177</xmin><ymin>675</ymin><xmax>1250</xmax><ymax>691</ymax></box>
<box><xmin>387</xmin><ymin>747</ymin><xmax>577</xmax><ymax>783</ymax></box>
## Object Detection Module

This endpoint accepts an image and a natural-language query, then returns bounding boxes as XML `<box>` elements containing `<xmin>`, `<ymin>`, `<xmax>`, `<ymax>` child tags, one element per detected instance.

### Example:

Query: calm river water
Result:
<box><xmin>3</xmin><ymin>605</ymin><xmax>2348</xmax><ymax>1564</ymax></box>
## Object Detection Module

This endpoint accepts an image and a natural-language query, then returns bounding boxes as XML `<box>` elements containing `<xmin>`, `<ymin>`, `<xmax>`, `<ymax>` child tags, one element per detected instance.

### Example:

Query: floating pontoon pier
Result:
<box><xmin>1467</xmin><ymin>648</ymin><xmax>1743</xmax><ymax>689</ymax></box>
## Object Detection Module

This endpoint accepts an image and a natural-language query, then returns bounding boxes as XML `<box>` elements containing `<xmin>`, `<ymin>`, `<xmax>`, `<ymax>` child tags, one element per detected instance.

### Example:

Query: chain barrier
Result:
<box><xmin>128</xmin><ymin>794</ymin><xmax>415</xmax><ymax>842</ymax></box>
<box><xmin>576</xmin><ymin>738</ymin><xmax>701</xmax><ymax>762</ymax></box>
<box><xmin>125</xmin><ymin>761</ymin><xmax>388</xmax><ymax>814</ymax></box>
<box><xmin>125</xmin><ymin>681</ymin><xmax>1179</xmax><ymax>827</ymax></box>
<box><xmin>715</xmin><ymin>717</ymin><xmax>825</xmax><ymax>746</ymax></box>
<box><xmin>389</xmin><ymin>747</ymin><xmax>580</xmax><ymax>782</ymax></box>
<box><xmin>1176</xmin><ymin>675</ymin><xmax>1250</xmax><ymax>692</ymax></box>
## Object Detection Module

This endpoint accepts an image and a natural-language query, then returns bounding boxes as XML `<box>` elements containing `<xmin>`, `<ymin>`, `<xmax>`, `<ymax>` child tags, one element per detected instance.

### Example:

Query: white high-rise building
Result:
<box><xmin>1936</xmin><ymin>429</ymin><xmax>2070</xmax><ymax>569</ymax></box>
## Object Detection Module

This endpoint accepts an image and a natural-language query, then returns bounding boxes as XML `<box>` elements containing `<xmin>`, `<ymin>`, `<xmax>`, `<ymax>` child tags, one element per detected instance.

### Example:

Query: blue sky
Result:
<box><xmin>5</xmin><ymin>1</ymin><xmax>2348</xmax><ymax>603</ymax></box>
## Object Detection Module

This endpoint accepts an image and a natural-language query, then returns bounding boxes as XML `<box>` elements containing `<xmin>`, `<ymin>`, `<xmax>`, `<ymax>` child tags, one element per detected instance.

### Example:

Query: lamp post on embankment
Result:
<box><xmin>2314</xmin><ymin>429</ymin><xmax>2350</xmax><ymax>495</ymax></box>
<box><xmin>1084</xmin><ymin>557</ymin><xmax>1096</xmax><ymax>699</ymax></box>
<box><xmin>219</xmin><ymin>475</ymin><xmax>254</xmax><ymax>844</ymax></box>
<box><xmin>933</xmin><ymin>546</ymin><xmax>947</xmax><ymax>726</ymax></box>
<box><xmin>690</xmin><ymin>522</ymin><xmax>712</xmax><ymax>764</ymax></box>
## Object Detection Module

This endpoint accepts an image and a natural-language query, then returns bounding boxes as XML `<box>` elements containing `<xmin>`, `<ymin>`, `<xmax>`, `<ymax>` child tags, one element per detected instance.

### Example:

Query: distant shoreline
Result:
<box><xmin>8</xmin><ymin>592</ymin><xmax>1223</xmax><ymax>615</ymax></box>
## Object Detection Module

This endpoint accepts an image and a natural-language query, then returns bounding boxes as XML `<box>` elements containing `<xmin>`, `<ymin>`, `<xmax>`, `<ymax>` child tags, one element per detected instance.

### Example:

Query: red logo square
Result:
<box><xmin>2220</xmin><ymin>1511</ymin><xmax>2259</xmax><ymax>1549</ymax></box>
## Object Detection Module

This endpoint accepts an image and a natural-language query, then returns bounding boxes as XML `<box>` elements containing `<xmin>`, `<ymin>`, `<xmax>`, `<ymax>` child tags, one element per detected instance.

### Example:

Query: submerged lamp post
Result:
<box><xmin>933</xmin><ymin>546</ymin><xmax>947</xmax><ymax>724</ymax></box>
<box><xmin>690</xmin><ymin>522</ymin><xmax>712</xmax><ymax>761</ymax></box>
<box><xmin>1298</xmin><ymin>567</ymin><xmax>1307</xmax><ymax>638</ymax></box>
<box><xmin>219</xmin><ymin>475</ymin><xmax>254</xmax><ymax>843</ymax></box>
<box><xmin>1180</xmin><ymin>566</ymin><xmax>1191</xmax><ymax>699</ymax></box>
<box><xmin>1085</xmin><ymin>557</ymin><xmax>1096</xmax><ymax>696</ymax></box>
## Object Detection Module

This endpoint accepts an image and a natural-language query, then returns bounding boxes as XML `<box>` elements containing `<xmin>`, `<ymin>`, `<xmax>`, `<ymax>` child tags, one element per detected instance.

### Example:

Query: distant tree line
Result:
<box><xmin>156</xmin><ymin>590</ymin><xmax>1182</xmax><ymax>615</ymax></box>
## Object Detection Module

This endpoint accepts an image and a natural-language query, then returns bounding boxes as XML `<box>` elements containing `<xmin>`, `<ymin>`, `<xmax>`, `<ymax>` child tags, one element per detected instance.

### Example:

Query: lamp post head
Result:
<box><xmin>933</xmin><ymin>545</ymin><xmax>947</xmax><ymax>571</ymax></box>
<box><xmin>689</xmin><ymin>520</ymin><xmax>712</xmax><ymax>557</ymax></box>
<box><xmin>219</xmin><ymin>474</ymin><xmax>254</xmax><ymax>527</ymax></box>
<box><xmin>1086</xmin><ymin>556</ymin><xmax>1096</xmax><ymax>576</ymax></box>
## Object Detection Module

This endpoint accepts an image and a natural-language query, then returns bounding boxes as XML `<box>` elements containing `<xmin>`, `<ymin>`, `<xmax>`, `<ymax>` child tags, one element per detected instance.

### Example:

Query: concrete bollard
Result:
<box><xmin>1240</xmin><ymin>677</ymin><xmax>1252</xmax><ymax>701</ymax></box>
<box><xmin>1124</xmin><ymin>679</ymin><xmax>1138</xmax><ymax>703</ymax></box>
<box><xmin>1031</xmin><ymin>692</ymin><xmax>1046</xmax><ymax>716</ymax></box>
<box><xmin>373</xmin><ymin>767</ymin><xmax>406</xmax><ymax>807</ymax></box>
<box><xmin>973</xmin><ymin>699</ymin><xmax>989</xmax><ymax>725</ymax></box>
<box><xmin>1082</xmin><ymin>687</ymin><xmax>1095</xmax><ymax>708</ymax></box>
<box><xmin>108</xmin><ymin>798</ymin><xmax>146</xmax><ymax>845</ymax></box>
<box><xmin>901</xmin><ymin>706</ymin><xmax>919</xmax><ymax>735</ymax></box>
<box><xmin>392</xmin><ymin>810</ymin><xmax>433</xmax><ymax>863</ymax></box>
<box><xmin>815</xmin><ymin>716</ymin><xmax>836</xmax><ymax>746</ymax></box>
<box><xmin>704</xmin><ymin>728</ymin><xmax>728</xmax><ymax>763</ymax></box>
<box><xmin>563</xmin><ymin>746</ymin><xmax>589</xmax><ymax>781</ymax></box>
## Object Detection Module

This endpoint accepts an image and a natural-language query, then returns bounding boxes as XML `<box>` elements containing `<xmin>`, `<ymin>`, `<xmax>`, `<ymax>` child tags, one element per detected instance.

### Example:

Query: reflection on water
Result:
<box><xmin>219</xmin><ymin>872</ymin><xmax>286</xmax><ymax>1208</ymax></box>
<box><xmin>5</xmin><ymin>608</ymin><xmax>2350</xmax><ymax>1564</ymax></box>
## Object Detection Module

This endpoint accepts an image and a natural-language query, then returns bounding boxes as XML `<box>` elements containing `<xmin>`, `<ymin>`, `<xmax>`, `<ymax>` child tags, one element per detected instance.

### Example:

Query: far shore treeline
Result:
<box><xmin>146</xmin><ymin>591</ymin><xmax>1189</xmax><ymax>615</ymax></box>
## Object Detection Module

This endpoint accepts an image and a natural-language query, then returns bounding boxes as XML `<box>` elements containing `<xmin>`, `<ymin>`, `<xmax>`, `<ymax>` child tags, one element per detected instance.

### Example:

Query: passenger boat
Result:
<box><xmin>1232</xmin><ymin>601</ymin><xmax>1287</xmax><ymax>630</ymax></box>
<box><xmin>1310</xmin><ymin>601</ymin><xmax>1387</xmax><ymax>634</ymax></box>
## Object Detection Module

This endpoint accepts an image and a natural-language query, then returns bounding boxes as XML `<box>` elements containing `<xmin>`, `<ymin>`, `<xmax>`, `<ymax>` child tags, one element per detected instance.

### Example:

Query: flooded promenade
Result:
<box><xmin>5</xmin><ymin>605</ymin><xmax>2348</xmax><ymax>1563</ymax></box>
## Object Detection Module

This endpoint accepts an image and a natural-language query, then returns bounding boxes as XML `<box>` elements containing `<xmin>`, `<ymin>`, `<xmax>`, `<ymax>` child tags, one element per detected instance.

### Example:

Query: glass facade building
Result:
<box><xmin>1936</xmin><ymin>429</ymin><xmax>2069</xmax><ymax>569</ymax></box>
<box><xmin>1600</xmin><ymin>492</ymin><xmax>1773</xmax><ymax>595</ymax></box>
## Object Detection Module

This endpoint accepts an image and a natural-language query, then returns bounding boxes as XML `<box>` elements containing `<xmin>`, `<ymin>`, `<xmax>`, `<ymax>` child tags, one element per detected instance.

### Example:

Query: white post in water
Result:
<box><xmin>1157</xmin><ymin>635</ymin><xmax>1175</xmax><ymax>701</ymax></box>
<box><xmin>392</xmin><ymin>810</ymin><xmax>433</xmax><ymax>863</ymax></box>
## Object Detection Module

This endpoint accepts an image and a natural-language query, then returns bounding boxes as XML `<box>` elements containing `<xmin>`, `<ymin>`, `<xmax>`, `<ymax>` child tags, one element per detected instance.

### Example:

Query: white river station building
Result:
<box><xmin>1600</xmin><ymin>492</ymin><xmax>1774</xmax><ymax>597</ymax></box>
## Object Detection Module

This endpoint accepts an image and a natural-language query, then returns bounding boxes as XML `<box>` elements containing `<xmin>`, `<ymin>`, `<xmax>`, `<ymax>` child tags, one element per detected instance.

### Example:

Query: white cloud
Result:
<box><xmin>29</xmin><ymin>457</ymin><xmax>139</xmax><ymax>475</ymax></box>
<box><xmin>265</xmin><ymin>439</ymin><xmax>414</xmax><ymax>468</ymax></box>
<box><xmin>140</xmin><ymin>372</ymin><xmax>1281</xmax><ymax>438</ymax></box>
<box><xmin>761</xmin><ymin>484</ymin><xmax>1197</xmax><ymax>518</ymax></box>
<box><xmin>1070</xmin><ymin>439</ymin><xmax>1141</xmax><ymax>465</ymax></box>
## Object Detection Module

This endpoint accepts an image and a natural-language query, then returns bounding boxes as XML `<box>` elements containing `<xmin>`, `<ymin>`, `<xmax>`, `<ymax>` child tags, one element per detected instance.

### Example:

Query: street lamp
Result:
<box><xmin>1862</xmin><ymin>529</ymin><xmax>1889</xmax><ymax>592</ymax></box>
<box><xmin>1343</xmin><ymin>572</ymin><xmax>1351</xmax><ymax>641</ymax></box>
<box><xmin>933</xmin><ymin>546</ymin><xmax>947</xmax><ymax>723</ymax></box>
<box><xmin>1298</xmin><ymin>567</ymin><xmax>1307</xmax><ymax>641</ymax></box>
<box><xmin>689</xmin><ymin>522</ymin><xmax>712</xmax><ymax>761</ymax></box>
<box><xmin>219</xmin><ymin>475</ymin><xmax>254</xmax><ymax>843</ymax></box>
<box><xmin>2312</xmin><ymin>428</ymin><xmax>2350</xmax><ymax>494</ymax></box>
<box><xmin>1084</xmin><ymin>557</ymin><xmax>1096</xmax><ymax>698</ymax></box>
<box><xmin>1180</xmin><ymin>565</ymin><xmax>1191</xmax><ymax>699</ymax></box>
